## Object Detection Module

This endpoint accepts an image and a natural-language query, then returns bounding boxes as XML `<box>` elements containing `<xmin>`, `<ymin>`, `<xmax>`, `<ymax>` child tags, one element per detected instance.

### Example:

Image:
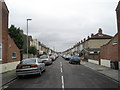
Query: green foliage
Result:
<box><xmin>8</xmin><ymin>25</ymin><xmax>24</xmax><ymax>49</ymax></box>
<box><xmin>28</xmin><ymin>46</ymin><xmax>37</xmax><ymax>55</ymax></box>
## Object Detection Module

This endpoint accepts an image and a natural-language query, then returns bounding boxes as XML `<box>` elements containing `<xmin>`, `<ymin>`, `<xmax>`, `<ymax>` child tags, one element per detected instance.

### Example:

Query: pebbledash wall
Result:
<box><xmin>0</xmin><ymin>1</ymin><xmax>20</xmax><ymax>73</ymax></box>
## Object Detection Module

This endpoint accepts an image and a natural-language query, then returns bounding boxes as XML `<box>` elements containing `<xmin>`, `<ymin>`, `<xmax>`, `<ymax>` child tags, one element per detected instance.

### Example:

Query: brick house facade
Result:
<box><xmin>100</xmin><ymin>34</ymin><xmax>118</xmax><ymax>69</ymax></box>
<box><xmin>0</xmin><ymin>1</ymin><xmax>20</xmax><ymax>73</ymax></box>
<box><xmin>116</xmin><ymin>1</ymin><xmax>120</xmax><ymax>62</ymax></box>
<box><xmin>100</xmin><ymin>1</ymin><xmax>120</xmax><ymax>69</ymax></box>
<box><xmin>83</xmin><ymin>28</ymin><xmax>113</xmax><ymax>60</ymax></box>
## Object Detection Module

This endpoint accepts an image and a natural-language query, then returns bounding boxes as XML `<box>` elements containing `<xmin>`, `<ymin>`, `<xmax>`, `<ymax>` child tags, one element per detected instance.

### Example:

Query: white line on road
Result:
<box><xmin>61</xmin><ymin>67</ymin><xmax>63</xmax><ymax>73</ymax></box>
<box><xmin>61</xmin><ymin>75</ymin><xmax>64</xmax><ymax>89</ymax></box>
<box><xmin>60</xmin><ymin>62</ymin><xmax>62</xmax><ymax>67</ymax></box>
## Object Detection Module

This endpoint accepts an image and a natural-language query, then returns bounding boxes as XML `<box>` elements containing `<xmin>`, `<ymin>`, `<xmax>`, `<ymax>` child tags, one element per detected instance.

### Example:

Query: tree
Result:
<box><xmin>8</xmin><ymin>25</ymin><xmax>24</xmax><ymax>49</ymax></box>
<box><xmin>28</xmin><ymin>46</ymin><xmax>37</xmax><ymax>56</ymax></box>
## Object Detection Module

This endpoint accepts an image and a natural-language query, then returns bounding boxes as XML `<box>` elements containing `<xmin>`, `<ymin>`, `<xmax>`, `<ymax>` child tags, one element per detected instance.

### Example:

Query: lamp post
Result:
<box><xmin>27</xmin><ymin>19</ymin><xmax>32</xmax><ymax>58</ymax></box>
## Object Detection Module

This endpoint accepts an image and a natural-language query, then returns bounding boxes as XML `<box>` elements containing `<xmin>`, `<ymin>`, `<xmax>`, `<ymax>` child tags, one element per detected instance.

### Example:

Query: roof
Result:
<box><xmin>87</xmin><ymin>28</ymin><xmax>113</xmax><ymax>40</ymax></box>
<box><xmin>116</xmin><ymin>1</ymin><xmax>120</xmax><ymax>12</ymax></box>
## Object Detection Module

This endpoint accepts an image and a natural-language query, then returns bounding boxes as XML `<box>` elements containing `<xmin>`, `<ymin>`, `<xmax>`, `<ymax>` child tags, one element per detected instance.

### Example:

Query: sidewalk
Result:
<box><xmin>0</xmin><ymin>70</ymin><xmax>17</xmax><ymax>88</ymax></box>
<box><xmin>81</xmin><ymin>61</ymin><xmax>119</xmax><ymax>82</ymax></box>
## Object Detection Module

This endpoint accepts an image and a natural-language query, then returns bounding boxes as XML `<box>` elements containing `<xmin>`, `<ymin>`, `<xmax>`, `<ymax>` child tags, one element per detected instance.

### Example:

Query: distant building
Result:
<box><xmin>0</xmin><ymin>1</ymin><xmax>20</xmax><ymax>73</ymax></box>
<box><xmin>20</xmin><ymin>30</ymin><xmax>31</xmax><ymax>51</ymax></box>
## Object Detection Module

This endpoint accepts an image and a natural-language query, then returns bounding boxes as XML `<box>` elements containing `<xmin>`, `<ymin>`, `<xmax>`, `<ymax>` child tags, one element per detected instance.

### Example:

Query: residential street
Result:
<box><xmin>5</xmin><ymin>56</ymin><xmax>119</xmax><ymax>89</ymax></box>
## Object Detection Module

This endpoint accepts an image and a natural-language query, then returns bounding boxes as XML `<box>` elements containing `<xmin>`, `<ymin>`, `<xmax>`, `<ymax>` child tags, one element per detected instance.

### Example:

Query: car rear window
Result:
<box><xmin>20</xmin><ymin>59</ymin><xmax>36</xmax><ymax>64</ymax></box>
<box><xmin>40</xmin><ymin>55</ymin><xmax>48</xmax><ymax>59</ymax></box>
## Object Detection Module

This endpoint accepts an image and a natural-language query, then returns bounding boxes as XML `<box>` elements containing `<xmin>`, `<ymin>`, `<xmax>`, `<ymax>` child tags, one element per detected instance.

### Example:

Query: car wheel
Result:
<box><xmin>43</xmin><ymin>68</ymin><xmax>46</xmax><ymax>72</ymax></box>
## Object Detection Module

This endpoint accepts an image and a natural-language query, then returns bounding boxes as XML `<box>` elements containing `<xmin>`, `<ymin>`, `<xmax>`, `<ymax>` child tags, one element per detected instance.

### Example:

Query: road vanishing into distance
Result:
<box><xmin>5</xmin><ymin>56</ymin><xmax>119</xmax><ymax>89</ymax></box>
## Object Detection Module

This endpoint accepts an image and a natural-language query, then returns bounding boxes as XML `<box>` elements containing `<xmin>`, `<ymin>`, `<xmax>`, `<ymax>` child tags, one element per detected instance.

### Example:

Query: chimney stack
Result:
<box><xmin>98</xmin><ymin>28</ymin><xmax>102</xmax><ymax>35</ymax></box>
<box><xmin>87</xmin><ymin>36</ymin><xmax>90</xmax><ymax>39</ymax></box>
<box><xmin>84</xmin><ymin>38</ymin><xmax>86</xmax><ymax>42</ymax></box>
<box><xmin>91</xmin><ymin>33</ymin><xmax>94</xmax><ymax>37</ymax></box>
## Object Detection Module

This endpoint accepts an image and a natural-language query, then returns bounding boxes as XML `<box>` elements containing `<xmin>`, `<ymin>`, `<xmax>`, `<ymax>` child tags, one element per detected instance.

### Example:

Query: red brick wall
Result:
<box><xmin>7</xmin><ymin>35</ymin><xmax>20</xmax><ymax>63</ymax></box>
<box><xmin>100</xmin><ymin>34</ymin><xmax>118</xmax><ymax>61</ymax></box>
<box><xmin>116</xmin><ymin>1</ymin><xmax>120</xmax><ymax>61</ymax></box>
<box><xmin>2</xmin><ymin>2</ymin><xmax>9</xmax><ymax>63</ymax></box>
<box><xmin>1</xmin><ymin>2</ymin><xmax>20</xmax><ymax>64</ymax></box>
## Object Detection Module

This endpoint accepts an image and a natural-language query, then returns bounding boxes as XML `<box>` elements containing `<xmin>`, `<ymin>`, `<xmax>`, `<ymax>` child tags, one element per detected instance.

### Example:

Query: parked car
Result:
<box><xmin>54</xmin><ymin>53</ymin><xmax>59</xmax><ymax>59</ymax></box>
<box><xmin>65</xmin><ymin>55</ymin><xmax>72</xmax><ymax>60</ymax></box>
<box><xmin>40</xmin><ymin>55</ymin><xmax>52</xmax><ymax>65</ymax></box>
<box><xmin>50</xmin><ymin>54</ymin><xmax>56</xmax><ymax>61</ymax></box>
<box><xmin>69</xmin><ymin>56</ymin><xmax>81</xmax><ymax>65</ymax></box>
<box><xmin>16</xmin><ymin>58</ymin><xmax>45</xmax><ymax>78</ymax></box>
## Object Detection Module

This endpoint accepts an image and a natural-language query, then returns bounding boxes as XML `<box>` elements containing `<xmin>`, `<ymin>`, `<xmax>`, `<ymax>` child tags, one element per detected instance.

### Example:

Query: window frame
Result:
<box><xmin>12</xmin><ymin>52</ymin><xmax>17</xmax><ymax>59</ymax></box>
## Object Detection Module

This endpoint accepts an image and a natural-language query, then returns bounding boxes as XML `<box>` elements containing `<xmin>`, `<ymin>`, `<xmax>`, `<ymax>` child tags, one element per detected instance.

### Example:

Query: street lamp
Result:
<box><xmin>27</xmin><ymin>19</ymin><xmax>32</xmax><ymax>58</ymax></box>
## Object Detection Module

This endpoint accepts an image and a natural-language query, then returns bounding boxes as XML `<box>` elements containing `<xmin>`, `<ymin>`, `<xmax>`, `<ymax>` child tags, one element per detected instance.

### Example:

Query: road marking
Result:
<box><xmin>61</xmin><ymin>75</ymin><xmax>64</xmax><ymax>89</ymax></box>
<box><xmin>61</xmin><ymin>67</ymin><xmax>63</xmax><ymax>73</ymax></box>
<box><xmin>60</xmin><ymin>62</ymin><xmax>62</xmax><ymax>67</ymax></box>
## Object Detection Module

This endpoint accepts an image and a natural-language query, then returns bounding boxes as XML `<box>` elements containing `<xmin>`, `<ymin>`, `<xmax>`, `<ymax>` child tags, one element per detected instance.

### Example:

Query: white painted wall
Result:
<box><xmin>101</xmin><ymin>59</ymin><xmax>110</xmax><ymax>68</ymax></box>
<box><xmin>0</xmin><ymin>61</ymin><xmax>20</xmax><ymax>73</ymax></box>
<box><xmin>88</xmin><ymin>59</ymin><xmax>99</xmax><ymax>65</ymax></box>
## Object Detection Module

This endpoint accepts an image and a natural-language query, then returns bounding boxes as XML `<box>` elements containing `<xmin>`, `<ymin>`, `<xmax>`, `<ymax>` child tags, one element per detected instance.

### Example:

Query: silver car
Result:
<box><xmin>40</xmin><ymin>55</ymin><xmax>52</xmax><ymax>65</ymax></box>
<box><xmin>16</xmin><ymin>58</ymin><xmax>45</xmax><ymax>77</ymax></box>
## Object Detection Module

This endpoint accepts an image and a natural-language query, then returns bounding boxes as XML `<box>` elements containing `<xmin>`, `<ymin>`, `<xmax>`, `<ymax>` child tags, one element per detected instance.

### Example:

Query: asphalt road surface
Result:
<box><xmin>5</xmin><ymin>56</ymin><xmax>119</xmax><ymax>89</ymax></box>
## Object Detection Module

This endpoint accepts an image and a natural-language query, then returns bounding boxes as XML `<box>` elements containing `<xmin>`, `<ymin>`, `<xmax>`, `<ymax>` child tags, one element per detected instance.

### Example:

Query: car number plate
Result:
<box><xmin>22</xmin><ymin>66</ymin><xmax>30</xmax><ymax>69</ymax></box>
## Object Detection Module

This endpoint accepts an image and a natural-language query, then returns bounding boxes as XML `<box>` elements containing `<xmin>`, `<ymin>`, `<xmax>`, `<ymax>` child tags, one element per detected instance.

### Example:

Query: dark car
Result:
<box><xmin>69</xmin><ymin>56</ymin><xmax>81</xmax><ymax>65</ymax></box>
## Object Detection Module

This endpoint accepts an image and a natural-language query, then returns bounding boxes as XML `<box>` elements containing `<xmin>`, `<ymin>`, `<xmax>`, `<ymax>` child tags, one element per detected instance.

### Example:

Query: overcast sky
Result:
<box><xmin>5</xmin><ymin>0</ymin><xmax>119</xmax><ymax>52</ymax></box>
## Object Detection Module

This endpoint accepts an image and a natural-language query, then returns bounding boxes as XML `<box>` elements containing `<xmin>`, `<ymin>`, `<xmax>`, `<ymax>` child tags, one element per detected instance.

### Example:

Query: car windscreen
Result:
<box><xmin>40</xmin><ymin>55</ymin><xmax>48</xmax><ymax>59</ymax></box>
<box><xmin>20</xmin><ymin>59</ymin><xmax>36</xmax><ymax>64</ymax></box>
<box><xmin>71</xmin><ymin>57</ymin><xmax>80</xmax><ymax>60</ymax></box>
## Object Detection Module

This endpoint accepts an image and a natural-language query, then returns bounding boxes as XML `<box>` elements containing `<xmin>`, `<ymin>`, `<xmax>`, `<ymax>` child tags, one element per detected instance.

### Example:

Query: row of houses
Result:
<box><xmin>20</xmin><ymin>30</ymin><xmax>55</xmax><ymax>59</ymax></box>
<box><xmin>0</xmin><ymin>1</ymin><xmax>55</xmax><ymax>73</ymax></box>
<box><xmin>63</xmin><ymin>2</ymin><xmax>120</xmax><ymax>70</ymax></box>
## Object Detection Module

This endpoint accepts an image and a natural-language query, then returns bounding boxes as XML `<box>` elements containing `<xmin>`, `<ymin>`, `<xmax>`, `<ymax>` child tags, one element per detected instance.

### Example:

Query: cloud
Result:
<box><xmin>5</xmin><ymin>0</ymin><xmax>118</xmax><ymax>52</ymax></box>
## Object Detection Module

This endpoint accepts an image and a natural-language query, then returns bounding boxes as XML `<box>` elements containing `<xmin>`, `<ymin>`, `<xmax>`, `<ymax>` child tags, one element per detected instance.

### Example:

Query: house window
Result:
<box><xmin>0</xmin><ymin>43</ymin><xmax>2</xmax><ymax>61</ymax></box>
<box><xmin>112</xmin><ymin>41</ymin><xmax>118</xmax><ymax>45</ymax></box>
<box><xmin>12</xmin><ymin>52</ymin><xmax>17</xmax><ymax>59</ymax></box>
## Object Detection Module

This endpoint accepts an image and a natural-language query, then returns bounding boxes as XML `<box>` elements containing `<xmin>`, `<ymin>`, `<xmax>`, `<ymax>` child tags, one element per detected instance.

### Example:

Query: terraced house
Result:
<box><xmin>83</xmin><ymin>28</ymin><xmax>113</xmax><ymax>61</ymax></box>
<box><xmin>100</xmin><ymin>1</ymin><xmax>120</xmax><ymax>70</ymax></box>
<box><xmin>0</xmin><ymin>1</ymin><xmax>20</xmax><ymax>73</ymax></box>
